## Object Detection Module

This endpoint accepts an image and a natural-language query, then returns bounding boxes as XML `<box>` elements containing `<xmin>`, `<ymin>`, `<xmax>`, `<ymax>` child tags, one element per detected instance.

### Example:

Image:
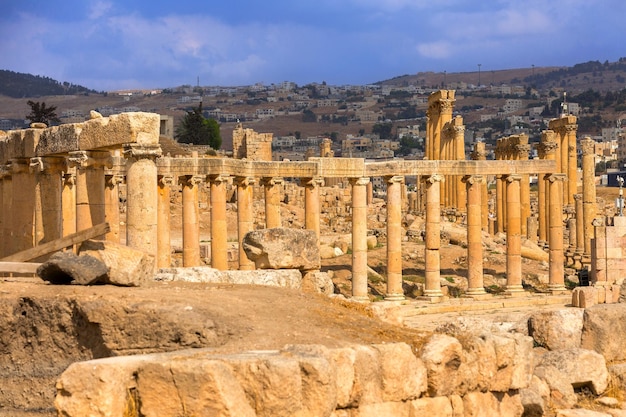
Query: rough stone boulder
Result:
<box><xmin>243</xmin><ymin>227</ymin><xmax>320</xmax><ymax>270</ymax></box>
<box><xmin>79</xmin><ymin>240</ymin><xmax>155</xmax><ymax>286</ymax></box>
<box><xmin>37</xmin><ymin>251</ymin><xmax>108</xmax><ymax>285</ymax></box>
<box><xmin>581</xmin><ymin>303</ymin><xmax>626</xmax><ymax>363</ymax></box>
<box><xmin>537</xmin><ymin>348</ymin><xmax>609</xmax><ymax>395</ymax></box>
<box><xmin>529</xmin><ymin>308</ymin><xmax>584</xmax><ymax>350</ymax></box>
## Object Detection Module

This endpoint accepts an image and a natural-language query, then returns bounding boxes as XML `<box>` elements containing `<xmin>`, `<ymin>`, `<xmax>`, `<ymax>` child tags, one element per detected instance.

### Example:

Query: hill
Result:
<box><xmin>0</xmin><ymin>70</ymin><xmax>98</xmax><ymax>98</ymax></box>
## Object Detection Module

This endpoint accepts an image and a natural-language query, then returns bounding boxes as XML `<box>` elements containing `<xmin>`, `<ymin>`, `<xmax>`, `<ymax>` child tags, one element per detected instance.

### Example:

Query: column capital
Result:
<box><xmin>580</xmin><ymin>137</ymin><xmax>596</xmax><ymax>155</ymax></box>
<box><xmin>300</xmin><ymin>176</ymin><xmax>324</xmax><ymax>188</ymax></box>
<box><xmin>124</xmin><ymin>143</ymin><xmax>163</xmax><ymax>160</ymax></box>
<box><xmin>66</xmin><ymin>150</ymin><xmax>112</xmax><ymax>169</ymax></box>
<box><xmin>105</xmin><ymin>174</ymin><xmax>124</xmax><ymax>188</ymax></box>
<box><xmin>179</xmin><ymin>174</ymin><xmax>204</xmax><ymax>188</ymax></box>
<box><xmin>505</xmin><ymin>174</ymin><xmax>522</xmax><ymax>183</ymax></box>
<box><xmin>260</xmin><ymin>176</ymin><xmax>284</xmax><ymax>187</ymax></box>
<box><xmin>63</xmin><ymin>171</ymin><xmax>76</xmax><ymax>187</ymax></box>
<box><xmin>234</xmin><ymin>176</ymin><xmax>256</xmax><ymax>187</ymax></box>
<box><xmin>10</xmin><ymin>158</ymin><xmax>30</xmax><ymax>174</ymax></box>
<box><xmin>207</xmin><ymin>174</ymin><xmax>230</xmax><ymax>184</ymax></box>
<box><xmin>574</xmin><ymin>193</ymin><xmax>583</xmax><ymax>202</ymax></box>
<box><xmin>564</xmin><ymin>124</ymin><xmax>578</xmax><ymax>134</ymax></box>
<box><xmin>158</xmin><ymin>174</ymin><xmax>176</xmax><ymax>188</ymax></box>
<box><xmin>546</xmin><ymin>173</ymin><xmax>567</xmax><ymax>183</ymax></box>
<box><xmin>384</xmin><ymin>175</ymin><xmax>404</xmax><ymax>184</ymax></box>
<box><xmin>0</xmin><ymin>164</ymin><xmax>10</xmax><ymax>179</ymax></box>
<box><xmin>462</xmin><ymin>175</ymin><xmax>484</xmax><ymax>185</ymax></box>
<box><xmin>29</xmin><ymin>156</ymin><xmax>66</xmax><ymax>174</ymax></box>
<box><xmin>349</xmin><ymin>177</ymin><xmax>370</xmax><ymax>186</ymax></box>
<box><xmin>424</xmin><ymin>174</ymin><xmax>444</xmax><ymax>184</ymax></box>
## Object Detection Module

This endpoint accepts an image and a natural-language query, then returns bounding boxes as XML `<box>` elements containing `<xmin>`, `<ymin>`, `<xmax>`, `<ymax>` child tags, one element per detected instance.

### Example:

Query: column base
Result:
<box><xmin>384</xmin><ymin>293</ymin><xmax>406</xmax><ymax>302</ymax></box>
<box><xmin>417</xmin><ymin>291</ymin><xmax>447</xmax><ymax>303</ymax></box>
<box><xmin>504</xmin><ymin>285</ymin><xmax>526</xmax><ymax>297</ymax></box>
<box><xmin>548</xmin><ymin>284</ymin><xmax>568</xmax><ymax>295</ymax></box>
<box><xmin>464</xmin><ymin>289</ymin><xmax>491</xmax><ymax>300</ymax></box>
<box><xmin>351</xmin><ymin>295</ymin><xmax>370</xmax><ymax>303</ymax></box>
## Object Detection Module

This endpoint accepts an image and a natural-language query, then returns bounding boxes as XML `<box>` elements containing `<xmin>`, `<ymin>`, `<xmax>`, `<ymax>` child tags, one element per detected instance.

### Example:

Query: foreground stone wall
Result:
<box><xmin>55</xmin><ymin>334</ymin><xmax>533</xmax><ymax>417</ymax></box>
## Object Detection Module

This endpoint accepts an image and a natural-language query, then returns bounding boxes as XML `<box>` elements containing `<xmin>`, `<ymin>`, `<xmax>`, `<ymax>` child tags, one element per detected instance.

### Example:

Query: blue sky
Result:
<box><xmin>1</xmin><ymin>0</ymin><xmax>625</xmax><ymax>91</ymax></box>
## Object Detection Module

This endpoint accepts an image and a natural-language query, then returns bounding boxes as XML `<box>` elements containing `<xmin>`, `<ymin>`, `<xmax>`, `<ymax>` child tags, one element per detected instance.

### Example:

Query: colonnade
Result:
<box><xmin>0</xmin><ymin>112</ymin><xmax>563</xmax><ymax>303</ymax></box>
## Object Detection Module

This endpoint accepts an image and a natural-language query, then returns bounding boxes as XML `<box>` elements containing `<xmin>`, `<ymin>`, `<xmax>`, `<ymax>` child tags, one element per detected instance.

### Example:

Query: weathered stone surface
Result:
<box><xmin>37</xmin><ymin>251</ymin><xmax>108</xmax><ymax>285</ymax></box>
<box><xmin>243</xmin><ymin>227</ymin><xmax>320</xmax><ymax>270</ymax></box>
<box><xmin>79</xmin><ymin>239</ymin><xmax>155</xmax><ymax>286</ymax></box>
<box><xmin>581</xmin><ymin>303</ymin><xmax>626</xmax><ymax>362</ymax></box>
<box><xmin>529</xmin><ymin>308</ymin><xmax>584</xmax><ymax>350</ymax></box>
<box><xmin>372</xmin><ymin>343</ymin><xmax>427</xmax><ymax>402</ymax></box>
<box><xmin>155</xmin><ymin>267</ymin><xmax>304</xmax><ymax>289</ymax></box>
<box><xmin>520</xmin><ymin>375</ymin><xmax>550</xmax><ymax>417</ymax></box>
<box><xmin>409</xmin><ymin>397</ymin><xmax>454</xmax><ymax>417</ymax></box>
<box><xmin>302</xmin><ymin>270</ymin><xmax>335</xmax><ymax>295</ymax></box>
<box><xmin>573</xmin><ymin>286</ymin><xmax>597</xmax><ymax>308</ymax></box>
<box><xmin>537</xmin><ymin>348</ymin><xmax>609</xmax><ymax>395</ymax></box>
<box><xmin>533</xmin><ymin>365</ymin><xmax>577</xmax><ymax>410</ymax></box>
<box><xmin>462</xmin><ymin>391</ymin><xmax>524</xmax><ymax>417</ymax></box>
<box><xmin>420</xmin><ymin>334</ymin><xmax>465</xmax><ymax>397</ymax></box>
<box><xmin>490</xmin><ymin>333</ymin><xmax>534</xmax><ymax>391</ymax></box>
<box><xmin>356</xmin><ymin>401</ymin><xmax>409</xmax><ymax>417</ymax></box>
<box><xmin>556</xmin><ymin>410</ymin><xmax>612</xmax><ymax>417</ymax></box>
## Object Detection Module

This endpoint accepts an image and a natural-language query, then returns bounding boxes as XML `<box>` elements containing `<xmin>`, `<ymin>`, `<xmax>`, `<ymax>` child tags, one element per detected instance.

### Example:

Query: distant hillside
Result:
<box><xmin>0</xmin><ymin>70</ymin><xmax>98</xmax><ymax>98</ymax></box>
<box><xmin>380</xmin><ymin>58</ymin><xmax>626</xmax><ymax>94</ymax></box>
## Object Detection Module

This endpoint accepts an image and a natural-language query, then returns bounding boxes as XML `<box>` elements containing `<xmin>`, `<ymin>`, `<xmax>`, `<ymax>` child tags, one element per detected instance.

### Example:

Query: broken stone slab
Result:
<box><xmin>581</xmin><ymin>303</ymin><xmax>626</xmax><ymax>363</ymax></box>
<box><xmin>36</xmin><ymin>251</ymin><xmax>108</xmax><ymax>285</ymax></box>
<box><xmin>155</xmin><ymin>266</ymin><xmax>303</xmax><ymax>290</ymax></box>
<box><xmin>537</xmin><ymin>348</ymin><xmax>609</xmax><ymax>395</ymax></box>
<box><xmin>242</xmin><ymin>227</ymin><xmax>320</xmax><ymax>270</ymax></box>
<box><xmin>79</xmin><ymin>240</ymin><xmax>155</xmax><ymax>287</ymax></box>
<box><xmin>528</xmin><ymin>308</ymin><xmax>584</xmax><ymax>350</ymax></box>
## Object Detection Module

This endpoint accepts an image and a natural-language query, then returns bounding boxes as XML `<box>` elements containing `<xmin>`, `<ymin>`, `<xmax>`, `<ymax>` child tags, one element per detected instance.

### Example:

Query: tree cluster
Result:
<box><xmin>175</xmin><ymin>104</ymin><xmax>222</xmax><ymax>149</ymax></box>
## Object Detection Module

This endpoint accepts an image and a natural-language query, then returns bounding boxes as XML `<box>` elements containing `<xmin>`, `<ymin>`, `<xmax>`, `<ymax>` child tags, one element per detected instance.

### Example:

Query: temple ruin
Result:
<box><xmin>0</xmin><ymin>90</ymin><xmax>620</xmax><ymax>305</ymax></box>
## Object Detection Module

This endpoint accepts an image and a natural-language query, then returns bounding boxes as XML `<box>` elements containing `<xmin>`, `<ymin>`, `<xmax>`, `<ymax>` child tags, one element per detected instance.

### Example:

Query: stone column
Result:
<box><xmin>547</xmin><ymin>174</ymin><xmax>567</xmax><ymax>292</ymax></box>
<box><xmin>505</xmin><ymin>175</ymin><xmax>524</xmax><ymax>295</ymax></box>
<box><xmin>464</xmin><ymin>175</ymin><xmax>487</xmax><ymax>297</ymax></box>
<box><xmin>495</xmin><ymin>175</ymin><xmax>504</xmax><ymax>233</ymax></box>
<box><xmin>157</xmin><ymin>174</ymin><xmax>175</xmax><ymax>269</ymax></box>
<box><xmin>0</xmin><ymin>166</ymin><xmax>11</xmax><ymax>257</ymax></box>
<box><xmin>302</xmin><ymin>177</ymin><xmax>323</xmax><ymax>241</ymax></box>
<box><xmin>209</xmin><ymin>174</ymin><xmax>229</xmax><ymax>271</ymax></box>
<box><xmin>424</xmin><ymin>174</ymin><xmax>444</xmax><ymax>299</ymax></box>
<box><xmin>566</xmin><ymin>124</ymin><xmax>578</xmax><ymax>206</ymax></box>
<box><xmin>581</xmin><ymin>137</ymin><xmax>597</xmax><ymax>260</ymax></box>
<box><xmin>61</xmin><ymin>168</ymin><xmax>76</xmax><ymax>237</ymax></box>
<box><xmin>262</xmin><ymin>177</ymin><xmax>283</xmax><ymax>229</ymax></box>
<box><xmin>104</xmin><ymin>174</ymin><xmax>124</xmax><ymax>243</ymax></box>
<box><xmin>454</xmin><ymin>123</ymin><xmax>466</xmax><ymax>213</ymax></box>
<box><xmin>235</xmin><ymin>176</ymin><xmax>256</xmax><ymax>270</ymax></box>
<box><xmin>385</xmin><ymin>175</ymin><xmax>405</xmax><ymax>301</ymax></box>
<box><xmin>68</xmin><ymin>151</ymin><xmax>109</xmax><ymax>234</ymax></box>
<box><xmin>180</xmin><ymin>175</ymin><xmax>203</xmax><ymax>267</ymax></box>
<box><xmin>350</xmin><ymin>177</ymin><xmax>370</xmax><ymax>301</ymax></box>
<box><xmin>30</xmin><ymin>157</ymin><xmax>64</xmax><ymax>245</ymax></box>
<box><xmin>470</xmin><ymin>142</ymin><xmax>489</xmax><ymax>231</ymax></box>
<box><xmin>574</xmin><ymin>194</ymin><xmax>585</xmax><ymax>255</ymax></box>
<box><xmin>537</xmin><ymin>131</ymin><xmax>558</xmax><ymax>246</ymax></box>
<box><xmin>11</xmin><ymin>159</ymin><xmax>36</xmax><ymax>252</ymax></box>
<box><xmin>124</xmin><ymin>144</ymin><xmax>161</xmax><ymax>259</ymax></box>
<box><xmin>516</xmin><ymin>140</ymin><xmax>531</xmax><ymax>237</ymax></box>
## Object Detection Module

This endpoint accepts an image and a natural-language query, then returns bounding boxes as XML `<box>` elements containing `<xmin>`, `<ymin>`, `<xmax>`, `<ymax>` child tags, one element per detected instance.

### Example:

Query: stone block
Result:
<box><xmin>529</xmin><ymin>309</ymin><xmax>584</xmax><ymax>350</ymax></box>
<box><xmin>37</xmin><ymin>251</ymin><xmax>108</xmax><ymax>285</ymax></box>
<box><xmin>420</xmin><ymin>334</ymin><xmax>465</xmax><ymax>397</ymax></box>
<box><xmin>356</xmin><ymin>401</ymin><xmax>409</xmax><ymax>417</ymax></box>
<box><xmin>537</xmin><ymin>348</ymin><xmax>609</xmax><ymax>395</ymax></box>
<box><xmin>372</xmin><ymin>343</ymin><xmax>427</xmax><ymax>402</ymax></box>
<box><xmin>409</xmin><ymin>397</ymin><xmax>454</xmax><ymax>417</ymax></box>
<box><xmin>582</xmin><ymin>304</ymin><xmax>626</xmax><ymax>363</ymax></box>
<box><xmin>79</xmin><ymin>240</ymin><xmax>155</xmax><ymax>287</ymax></box>
<box><xmin>243</xmin><ymin>227</ymin><xmax>320</xmax><ymax>270</ymax></box>
<box><xmin>462</xmin><ymin>391</ymin><xmax>523</xmax><ymax>417</ymax></box>
<box><xmin>573</xmin><ymin>287</ymin><xmax>596</xmax><ymax>308</ymax></box>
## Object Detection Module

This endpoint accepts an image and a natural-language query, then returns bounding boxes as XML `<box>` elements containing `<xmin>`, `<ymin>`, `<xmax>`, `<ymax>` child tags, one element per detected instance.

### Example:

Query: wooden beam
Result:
<box><xmin>1</xmin><ymin>223</ymin><xmax>110</xmax><ymax>262</ymax></box>
<box><xmin>0</xmin><ymin>262</ymin><xmax>42</xmax><ymax>274</ymax></box>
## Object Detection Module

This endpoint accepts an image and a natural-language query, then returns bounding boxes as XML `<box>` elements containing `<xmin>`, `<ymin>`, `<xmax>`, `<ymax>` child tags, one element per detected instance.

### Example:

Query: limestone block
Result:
<box><xmin>537</xmin><ymin>348</ymin><xmax>609</xmax><ymax>395</ymax></box>
<box><xmin>420</xmin><ymin>334</ymin><xmax>465</xmax><ymax>397</ymax></box>
<box><xmin>36</xmin><ymin>123</ymin><xmax>81</xmax><ymax>156</ymax></box>
<box><xmin>55</xmin><ymin>354</ymin><xmax>157</xmax><ymax>417</ymax></box>
<box><xmin>608</xmin><ymin>363</ymin><xmax>626</xmax><ymax>392</ymax></box>
<box><xmin>155</xmin><ymin>266</ymin><xmax>223</xmax><ymax>282</ymax></box>
<box><xmin>408</xmin><ymin>397</ymin><xmax>454</xmax><ymax>417</ymax></box>
<box><xmin>490</xmin><ymin>333</ymin><xmax>534</xmax><ymax>391</ymax></box>
<box><xmin>459</xmin><ymin>333</ymin><xmax>498</xmax><ymax>393</ymax></box>
<box><xmin>355</xmin><ymin>401</ymin><xmax>409</xmax><ymax>417</ymax></box>
<box><xmin>533</xmin><ymin>365</ymin><xmax>577</xmax><ymax>410</ymax></box>
<box><xmin>37</xmin><ymin>251</ymin><xmax>108</xmax><ymax>285</ymax></box>
<box><xmin>79</xmin><ymin>112</ymin><xmax>160</xmax><ymax>149</ymax></box>
<box><xmin>328</xmin><ymin>347</ymin><xmax>357</xmax><ymax>408</ymax></box>
<box><xmin>556</xmin><ymin>410</ymin><xmax>612</xmax><ymax>417</ymax></box>
<box><xmin>529</xmin><ymin>309</ymin><xmax>584</xmax><ymax>350</ymax></box>
<box><xmin>462</xmin><ymin>391</ymin><xmax>523</xmax><ymax>417</ymax></box>
<box><xmin>135</xmin><ymin>359</ymin><xmax>256</xmax><ymax>417</ymax></box>
<box><xmin>350</xmin><ymin>345</ymin><xmax>383</xmax><ymax>406</ymax></box>
<box><xmin>520</xmin><ymin>375</ymin><xmax>550</xmax><ymax>417</ymax></box>
<box><xmin>573</xmin><ymin>287</ymin><xmax>597</xmax><ymax>308</ymax></box>
<box><xmin>581</xmin><ymin>304</ymin><xmax>626</xmax><ymax>363</ymax></box>
<box><xmin>79</xmin><ymin>240</ymin><xmax>155</xmax><ymax>287</ymax></box>
<box><xmin>302</xmin><ymin>270</ymin><xmax>334</xmax><ymax>295</ymax></box>
<box><xmin>366</xmin><ymin>235</ymin><xmax>378</xmax><ymax>250</ymax></box>
<box><xmin>243</xmin><ymin>227</ymin><xmax>320</xmax><ymax>270</ymax></box>
<box><xmin>155</xmin><ymin>267</ymin><xmax>303</xmax><ymax>289</ymax></box>
<box><xmin>372</xmin><ymin>343</ymin><xmax>427</xmax><ymax>402</ymax></box>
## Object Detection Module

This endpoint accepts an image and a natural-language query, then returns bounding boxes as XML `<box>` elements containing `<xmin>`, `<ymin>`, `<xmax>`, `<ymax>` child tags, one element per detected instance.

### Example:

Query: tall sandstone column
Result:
<box><xmin>471</xmin><ymin>142</ymin><xmax>489</xmax><ymax>231</ymax></box>
<box><xmin>104</xmin><ymin>174</ymin><xmax>123</xmax><ymax>243</ymax></box>
<box><xmin>0</xmin><ymin>167</ymin><xmax>11</xmax><ymax>257</ymax></box>
<box><xmin>385</xmin><ymin>175</ymin><xmax>404</xmax><ymax>301</ymax></box>
<box><xmin>464</xmin><ymin>175</ymin><xmax>486</xmax><ymax>296</ymax></box>
<box><xmin>125</xmin><ymin>144</ymin><xmax>161</xmax><ymax>260</ymax></box>
<box><xmin>350</xmin><ymin>177</ymin><xmax>370</xmax><ymax>301</ymax></box>
<box><xmin>505</xmin><ymin>175</ymin><xmax>524</xmax><ymax>295</ymax></box>
<box><xmin>209</xmin><ymin>174</ymin><xmax>229</xmax><ymax>271</ymax></box>
<box><xmin>547</xmin><ymin>174</ymin><xmax>567</xmax><ymax>292</ymax></box>
<box><xmin>235</xmin><ymin>176</ymin><xmax>256</xmax><ymax>270</ymax></box>
<box><xmin>61</xmin><ymin>169</ymin><xmax>76</xmax><ymax>237</ymax></box>
<box><xmin>180</xmin><ymin>175</ymin><xmax>203</xmax><ymax>267</ymax></box>
<box><xmin>537</xmin><ymin>131</ymin><xmax>558</xmax><ymax>246</ymax></box>
<box><xmin>515</xmin><ymin>136</ymin><xmax>531</xmax><ymax>237</ymax></box>
<box><xmin>581</xmin><ymin>137</ymin><xmax>597</xmax><ymax>259</ymax></box>
<box><xmin>303</xmin><ymin>177</ymin><xmax>323</xmax><ymax>241</ymax></box>
<box><xmin>157</xmin><ymin>174</ymin><xmax>175</xmax><ymax>269</ymax></box>
<box><xmin>262</xmin><ymin>177</ymin><xmax>283</xmax><ymax>229</ymax></box>
<box><xmin>32</xmin><ymin>157</ymin><xmax>64</xmax><ymax>245</ymax></box>
<box><xmin>11</xmin><ymin>158</ymin><xmax>36</xmax><ymax>252</ymax></box>
<box><xmin>424</xmin><ymin>174</ymin><xmax>444</xmax><ymax>299</ymax></box>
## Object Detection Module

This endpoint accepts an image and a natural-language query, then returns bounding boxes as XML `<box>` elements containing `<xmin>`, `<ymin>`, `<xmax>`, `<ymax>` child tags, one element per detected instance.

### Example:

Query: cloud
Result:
<box><xmin>88</xmin><ymin>1</ymin><xmax>113</xmax><ymax>20</ymax></box>
<box><xmin>416</xmin><ymin>41</ymin><xmax>453</xmax><ymax>59</ymax></box>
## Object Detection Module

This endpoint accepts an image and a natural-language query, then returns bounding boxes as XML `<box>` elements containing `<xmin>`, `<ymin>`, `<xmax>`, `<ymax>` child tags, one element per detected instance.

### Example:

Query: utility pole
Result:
<box><xmin>478</xmin><ymin>64</ymin><xmax>481</xmax><ymax>87</ymax></box>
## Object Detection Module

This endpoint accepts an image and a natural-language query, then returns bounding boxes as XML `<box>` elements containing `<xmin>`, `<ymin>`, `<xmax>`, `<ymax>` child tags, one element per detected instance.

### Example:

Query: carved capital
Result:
<box><xmin>29</xmin><ymin>156</ymin><xmax>65</xmax><ymax>174</ymax></box>
<box><xmin>261</xmin><ymin>177</ymin><xmax>284</xmax><ymax>187</ymax></box>
<box><xmin>546</xmin><ymin>173</ymin><xmax>567</xmax><ymax>183</ymax></box>
<box><xmin>574</xmin><ymin>193</ymin><xmax>583</xmax><ymax>202</ymax></box>
<box><xmin>300</xmin><ymin>177</ymin><xmax>324</xmax><ymax>188</ymax></box>
<box><xmin>505</xmin><ymin>174</ymin><xmax>522</xmax><ymax>183</ymax></box>
<box><xmin>349</xmin><ymin>177</ymin><xmax>370</xmax><ymax>186</ymax></box>
<box><xmin>580</xmin><ymin>137</ymin><xmax>596</xmax><ymax>155</ymax></box>
<box><xmin>67</xmin><ymin>151</ymin><xmax>89</xmax><ymax>168</ymax></box>
<box><xmin>158</xmin><ymin>174</ymin><xmax>176</xmax><ymax>188</ymax></box>
<box><xmin>105</xmin><ymin>174</ymin><xmax>124</xmax><ymax>189</ymax></box>
<box><xmin>208</xmin><ymin>174</ymin><xmax>229</xmax><ymax>185</ymax></box>
<box><xmin>124</xmin><ymin>143</ymin><xmax>163</xmax><ymax>160</ymax></box>
<box><xmin>462</xmin><ymin>175</ymin><xmax>484</xmax><ymax>185</ymax></box>
<box><xmin>179</xmin><ymin>175</ymin><xmax>204</xmax><ymax>188</ymax></box>
<box><xmin>10</xmin><ymin>158</ymin><xmax>30</xmax><ymax>174</ymax></box>
<box><xmin>234</xmin><ymin>176</ymin><xmax>256</xmax><ymax>188</ymax></box>
<box><xmin>385</xmin><ymin>175</ymin><xmax>404</xmax><ymax>185</ymax></box>
<box><xmin>424</xmin><ymin>174</ymin><xmax>444</xmax><ymax>184</ymax></box>
<box><xmin>63</xmin><ymin>172</ymin><xmax>76</xmax><ymax>187</ymax></box>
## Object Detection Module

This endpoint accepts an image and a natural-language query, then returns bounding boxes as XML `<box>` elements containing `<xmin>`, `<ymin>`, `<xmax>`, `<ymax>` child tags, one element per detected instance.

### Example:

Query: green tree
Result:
<box><xmin>26</xmin><ymin>100</ymin><xmax>61</xmax><ymax>126</ymax></box>
<box><xmin>175</xmin><ymin>103</ymin><xmax>221</xmax><ymax>149</ymax></box>
<box><xmin>372</xmin><ymin>122</ymin><xmax>393</xmax><ymax>139</ymax></box>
